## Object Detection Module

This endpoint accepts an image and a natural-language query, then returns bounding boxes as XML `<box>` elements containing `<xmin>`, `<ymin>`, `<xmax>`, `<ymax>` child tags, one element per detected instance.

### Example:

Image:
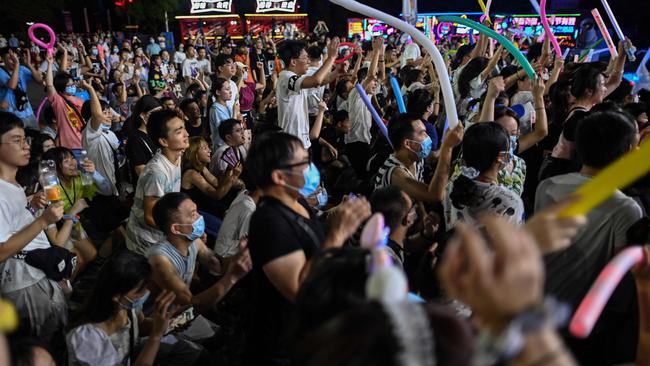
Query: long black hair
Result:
<box><xmin>75</xmin><ymin>251</ymin><xmax>152</xmax><ymax>325</ymax></box>
<box><xmin>458</xmin><ymin>57</ymin><xmax>488</xmax><ymax>99</ymax></box>
<box><xmin>450</xmin><ymin>122</ymin><xmax>508</xmax><ymax>209</ymax></box>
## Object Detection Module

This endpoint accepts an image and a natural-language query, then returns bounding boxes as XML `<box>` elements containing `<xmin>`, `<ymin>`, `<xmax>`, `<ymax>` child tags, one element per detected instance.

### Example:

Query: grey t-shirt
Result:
<box><xmin>535</xmin><ymin>173</ymin><xmax>643</xmax><ymax>308</ymax></box>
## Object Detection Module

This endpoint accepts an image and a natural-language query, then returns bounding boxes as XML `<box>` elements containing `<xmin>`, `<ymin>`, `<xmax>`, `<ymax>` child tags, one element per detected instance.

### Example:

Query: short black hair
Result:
<box><xmin>218</xmin><ymin>118</ymin><xmax>241</xmax><ymax>141</ymax></box>
<box><xmin>53</xmin><ymin>72</ymin><xmax>73</xmax><ymax>94</ymax></box>
<box><xmin>245</xmin><ymin>131</ymin><xmax>304</xmax><ymax>189</ymax></box>
<box><xmin>153</xmin><ymin>192</ymin><xmax>191</xmax><ymax>235</ymax></box>
<box><xmin>278</xmin><ymin>40</ymin><xmax>307</xmax><ymax>67</ymax></box>
<box><xmin>357</xmin><ymin>67</ymin><xmax>369</xmax><ymax>83</ymax></box>
<box><xmin>0</xmin><ymin>111</ymin><xmax>24</xmax><ymax>138</ymax></box>
<box><xmin>571</xmin><ymin>64</ymin><xmax>605</xmax><ymax>99</ymax></box>
<box><xmin>407</xmin><ymin>89</ymin><xmax>434</xmax><ymax>118</ymax></box>
<box><xmin>576</xmin><ymin>110</ymin><xmax>637</xmax><ymax>168</ymax></box>
<box><xmin>388</xmin><ymin>113</ymin><xmax>418</xmax><ymax>150</ymax></box>
<box><xmin>307</xmin><ymin>45</ymin><xmax>323</xmax><ymax>60</ymax></box>
<box><xmin>178</xmin><ymin>98</ymin><xmax>198</xmax><ymax>113</ymax></box>
<box><xmin>624</xmin><ymin>102</ymin><xmax>647</xmax><ymax>119</ymax></box>
<box><xmin>370</xmin><ymin>186</ymin><xmax>410</xmax><ymax>233</ymax></box>
<box><xmin>147</xmin><ymin>109</ymin><xmax>181</xmax><ymax>149</ymax></box>
<box><xmin>333</xmin><ymin>110</ymin><xmax>349</xmax><ymax>125</ymax></box>
<box><xmin>0</xmin><ymin>46</ymin><xmax>13</xmax><ymax>58</ymax></box>
<box><xmin>81</xmin><ymin>99</ymin><xmax>109</xmax><ymax>121</ymax></box>
<box><xmin>214</xmin><ymin>53</ymin><xmax>234</xmax><ymax>70</ymax></box>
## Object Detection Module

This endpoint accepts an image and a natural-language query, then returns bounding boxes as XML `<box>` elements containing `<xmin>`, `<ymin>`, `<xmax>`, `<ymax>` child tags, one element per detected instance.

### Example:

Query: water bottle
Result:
<box><xmin>79</xmin><ymin>150</ymin><xmax>93</xmax><ymax>186</ymax></box>
<box><xmin>39</xmin><ymin>160</ymin><xmax>61</xmax><ymax>203</ymax></box>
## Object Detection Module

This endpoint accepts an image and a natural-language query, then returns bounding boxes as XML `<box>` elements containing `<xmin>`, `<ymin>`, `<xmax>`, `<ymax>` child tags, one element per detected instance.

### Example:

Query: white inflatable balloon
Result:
<box><xmin>330</xmin><ymin>0</ymin><xmax>460</xmax><ymax>128</ymax></box>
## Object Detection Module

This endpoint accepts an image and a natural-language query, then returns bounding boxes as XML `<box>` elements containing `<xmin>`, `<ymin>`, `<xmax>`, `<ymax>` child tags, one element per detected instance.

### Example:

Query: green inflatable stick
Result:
<box><xmin>438</xmin><ymin>15</ymin><xmax>537</xmax><ymax>80</ymax></box>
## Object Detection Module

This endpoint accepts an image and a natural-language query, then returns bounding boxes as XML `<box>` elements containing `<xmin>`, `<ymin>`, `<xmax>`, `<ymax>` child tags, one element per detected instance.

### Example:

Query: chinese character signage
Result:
<box><xmin>256</xmin><ymin>0</ymin><xmax>297</xmax><ymax>13</ymax></box>
<box><xmin>190</xmin><ymin>0</ymin><xmax>232</xmax><ymax>14</ymax></box>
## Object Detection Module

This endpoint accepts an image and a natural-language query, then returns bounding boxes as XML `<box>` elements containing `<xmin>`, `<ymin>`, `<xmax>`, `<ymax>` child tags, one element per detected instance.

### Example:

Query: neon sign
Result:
<box><xmin>256</xmin><ymin>0</ymin><xmax>297</xmax><ymax>13</ymax></box>
<box><xmin>190</xmin><ymin>0</ymin><xmax>232</xmax><ymax>13</ymax></box>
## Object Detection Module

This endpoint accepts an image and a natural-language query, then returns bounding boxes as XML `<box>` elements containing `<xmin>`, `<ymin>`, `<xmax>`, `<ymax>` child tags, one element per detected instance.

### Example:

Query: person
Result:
<box><xmin>235</xmin><ymin>61</ymin><xmax>266</xmax><ymax>128</ymax></box>
<box><xmin>181</xmin><ymin>136</ymin><xmax>240</xmax><ymax>220</ymax></box>
<box><xmin>210</xmin><ymin>118</ymin><xmax>248</xmax><ymax>176</ymax></box>
<box><xmin>406</xmin><ymin>88</ymin><xmax>439</xmax><ymax>152</ymax></box>
<box><xmin>535</xmin><ymin>110</ymin><xmax>642</xmax><ymax>363</ymax></box>
<box><xmin>214</xmin><ymin>171</ymin><xmax>260</xmax><ymax>258</ymax></box>
<box><xmin>45</xmin><ymin>53</ymin><xmax>85</xmax><ymax>156</ymax></box>
<box><xmin>344</xmin><ymin>37</ymin><xmax>383</xmax><ymax>176</ymax></box>
<box><xmin>8</xmin><ymin>34</ymin><xmax>18</xmax><ymax>49</ymax></box>
<box><xmin>213</xmin><ymin>54</ymin><xmax>239</xmax><ymax>110</ymax></box>
<box><xmin>148</xmin><ymin>192</ymin><xmax>252</xmax><ymax>313</ymax></box>
<box><xmin>179</xmin><ymin>98</ymin><xmax>205</xmax><ymax>138</ymax></box>
<box><xmin>125</xmin><ymin>110</ymin><xmax>189</xmax><ymax>256</ymax></box>
<box><xmin>444</xmin><ymin>122</ymin><xmax>525</xmax><ymax>229</ymax></box>
<box><xmin>374</xmin><ymin>113</ymin><xmax>463</xmax><ymax>205</ymax></box>
<box><xmin>67</xmin><ymin>251</ymin><xmax>201</xmax><ymax>366</ymax></box>
<box><xmin>181</xmin><ymin>45</ymin><xmax>199</xmax><ymax>86</ymax></box>
<box><xmin>275</xmin><ymin>37</ymin><xmax>340</xmax><ymax>149</ymax></box>
<box><xmin>0</xmin><ymin>111</ymin><xmax>66</xmax><ymax>343</ymax></box>
<box><xmin>244</xmin><ymin>131</ymin><xmax>372</xmax><ymax>364</ymax></box>
<box><xmin>173</xmin><ymin>44</ymin><xmax>186</xmax><ymax>72</ymax></box>
<box><xmin>125</xmin><ymin>96</ymin><xmax>160</xmax><ymax>182</ymax></box>
<box><xmin>145</xmin><ymin>37</ymin><xmax>161</xmax><ymax>57</ymax></box>
<box><xmin>249</xmin><ymin>37</ymin><xmax>268</xmax><ymax>82</ymax></box>
<box><xmin>160</xmin><ymin>97</ymin><xmax>175</xmax><ymax>111</ymax></box>
<box><xmin>369</xmin><ymin>186</ymin><xmax>416</xmax><ymax>268</ymax></box>
<box><xmin>8</xmin><ymin>337</ymin><xmax>57</xmax><ymax>366</ymax></box>
<box><xmin>196</xmin><ymin>46</ymin><xmax>211</xmax><ymax>78</ymax></box>
<box><xmin>305</xmin><ymin>45</ymin><xmax>327</xmax><ymax>120</ymax></box>
<box><xmin>0</xmin><ymin>47</ymin><xmax>41</xmax><ymax>130</ymax></box>
<box><xmin>208</xmin><ymin>77</ymin><xmax>237</xmax><ymax>150</ymax></box>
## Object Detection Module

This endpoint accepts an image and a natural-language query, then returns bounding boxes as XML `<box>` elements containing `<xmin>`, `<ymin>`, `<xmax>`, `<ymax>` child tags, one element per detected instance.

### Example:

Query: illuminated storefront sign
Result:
<box><xmin>256</xmin><ymin>0</ymin><xmax>297</xmax><ymax>13</ymax></box>
<box><xmin>190</xmin><ymin>0</ymin><xmax>232</xmax><ymax>14</ymax></box>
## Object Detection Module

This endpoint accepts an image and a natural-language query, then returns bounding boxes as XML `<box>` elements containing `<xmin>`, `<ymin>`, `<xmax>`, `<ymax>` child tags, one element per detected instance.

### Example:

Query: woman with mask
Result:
<box><xmin>444</xmin><ymin>122</ymin><xmax>525</xmax><ymax>230</ymax></box>
<box><xmin>245</xmin><ymin>131</ymin><xmax>372</xmax><ymax>365</ymax></box>
<box><xmin>66</xmin><ymin>251</ymin><xmax>184</xmax><ymax>366</ymax></box>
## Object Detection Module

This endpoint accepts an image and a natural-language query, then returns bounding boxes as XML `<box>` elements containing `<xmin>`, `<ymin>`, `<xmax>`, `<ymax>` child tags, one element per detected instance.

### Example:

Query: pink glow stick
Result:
<box><xmin>591</xmin><ymin>8</ymin><xmax>618</xmax><ymax>58</ymax></box>
<box><xmin>569</xmin><ymin>246</ymin><xmax>646</xmax><ymax>338</ymax></box>
<box><xmin>35</xmin><ymin>97</ymin><xmax>48</xmax><ymax>124</ymax></box>
<box><xmin>539</xmin><ymin>0</ymin><xmax>562</xmax><ymax>58</ymax></box>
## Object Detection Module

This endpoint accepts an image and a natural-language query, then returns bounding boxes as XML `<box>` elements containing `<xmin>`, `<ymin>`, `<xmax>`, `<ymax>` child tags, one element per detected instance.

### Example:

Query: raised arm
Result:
<box><xmin>518</xmin><ymin>77</ymin><xmax>548</xmax><ymax>153</ymax></box>
<box><xmin>480</xmin><ymin>45</ymin><xmax>503</xmax><ymax>81</ymax></box>
<box><xmin>361</xmin><ymin>37</ymin><xmax>383</xmax><ymax>91</ymax></box>
<box><xmin>45</xmin><ymin>54</ymin><xmax>57</xmax><ymax>97</ymax></box>
<box><xmin>309</xmin><ymin>101</ymin><xmax>327</xmax><ymax>140</ymax></box>
<box><xmin>302</xmin><ymin>37</ymin><xmax>340</xmax><ymax>89</ymax></box>
<box><xmin>478</xmin><ymin>76</ymin><xmax>504</xmax><ymax>122</ymax></box>
<box><xmin>545</xmin><ymin>57</ymin><xmax>564</xmax><ymax>96</ymax></box>
<box><xmin>5</xmin><ymin>52</ymin><xmax>20</xmax><ymax>90</ymax></box>
<box><xmin>604</xmin><ymin>40</ymin><xmax>627</xmax><ymax>97</ymax></box>
<box><xmin>80</xmin><ymin>79</ymin><xmax>104</xmax><ymax>131</ymax></box>
<box><xmin>430</xmin><ymin>124</ymin><xmax>464</xmax><ymax>203</ymax></box>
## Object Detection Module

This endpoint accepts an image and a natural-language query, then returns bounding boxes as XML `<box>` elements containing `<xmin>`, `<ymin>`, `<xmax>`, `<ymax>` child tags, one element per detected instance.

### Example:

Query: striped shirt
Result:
<box><xmin>147</xmin><ymin>240</ymin><xmax>198</xmax><ymax>286</ymax></box>
<box><xmin>374</xmin><ymin>154</ymin><xmax>424</xmax><ymax>190</ymax></box>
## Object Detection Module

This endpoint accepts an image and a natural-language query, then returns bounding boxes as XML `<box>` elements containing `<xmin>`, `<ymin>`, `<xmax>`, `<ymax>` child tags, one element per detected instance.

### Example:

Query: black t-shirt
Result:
<box><xmin>247</xmin><ymin>196</ymin><xmax>325</xmax><ymax>360</ymax></box>
<box><xmin>125</xmin><ymin>129</ymin><xmax>155</xmax><ymax>184</ymax></box>
<box><xmin>561</xmin><ymin>108</ymin><xmax>590</xmax><ymax>143</ymax></box>
<box><xmin>185</xmin><ymin>120</ymin><xmax>205</xmax><ymax>138</ymax></box>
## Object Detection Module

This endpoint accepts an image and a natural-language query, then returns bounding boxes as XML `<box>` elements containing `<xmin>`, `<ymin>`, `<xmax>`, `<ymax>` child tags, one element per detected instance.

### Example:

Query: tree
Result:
<box><xmin>122</xmin><ymin>0</ymin><xmax>182</xmax><ymax>33</ymax></box>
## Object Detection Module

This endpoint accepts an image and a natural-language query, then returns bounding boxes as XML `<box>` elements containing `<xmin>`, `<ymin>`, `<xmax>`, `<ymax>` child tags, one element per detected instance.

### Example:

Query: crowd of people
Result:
<box><xmin>0</xmin><ymin>14</ymin><xmax>649</xmax><ymax>365</ymax></box>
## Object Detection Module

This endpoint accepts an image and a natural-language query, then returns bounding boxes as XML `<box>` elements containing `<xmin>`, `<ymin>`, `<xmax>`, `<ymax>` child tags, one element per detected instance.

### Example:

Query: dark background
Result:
<box><xmin>0</xmin><ymin>0</ymin><xmax>647</xmax><ymax>48</ymax></box>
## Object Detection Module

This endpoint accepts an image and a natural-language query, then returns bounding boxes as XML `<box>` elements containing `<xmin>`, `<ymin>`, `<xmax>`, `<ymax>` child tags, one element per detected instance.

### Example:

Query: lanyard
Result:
<box><xmin>60</xmin><ymin>180</ymin><xmax>77</xmax><ymax>205</ymax></box>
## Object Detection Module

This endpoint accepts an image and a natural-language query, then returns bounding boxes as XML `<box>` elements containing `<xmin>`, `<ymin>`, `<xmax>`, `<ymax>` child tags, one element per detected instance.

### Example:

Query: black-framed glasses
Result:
<box><xmin>277</xmin><ymin>160</ymin><xmax>310</xmax><ymax>170</ymax></box>
<box><xmin>0</xmin><ymin>136</ymin><xmax>31</xmax><ymax>148</ymax></box>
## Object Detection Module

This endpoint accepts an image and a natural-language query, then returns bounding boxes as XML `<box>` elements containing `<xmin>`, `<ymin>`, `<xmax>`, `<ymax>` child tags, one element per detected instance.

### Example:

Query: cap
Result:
<box><xmin>235</xmin><ymin>61</ymin><xmax>247</xmax><ymax>69</ymax></box>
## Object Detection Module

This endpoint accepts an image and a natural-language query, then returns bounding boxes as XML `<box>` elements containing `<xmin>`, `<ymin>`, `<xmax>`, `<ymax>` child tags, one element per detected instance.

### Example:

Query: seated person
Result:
<box><xmin>147</xmin><ymin>192</ymin><xmax>252</xmax><ymax>314</ymax></box>
<box><xmin>209</xmin><ymin>118</ymin><xmax>248</xmax><ymax>176</ymax></box>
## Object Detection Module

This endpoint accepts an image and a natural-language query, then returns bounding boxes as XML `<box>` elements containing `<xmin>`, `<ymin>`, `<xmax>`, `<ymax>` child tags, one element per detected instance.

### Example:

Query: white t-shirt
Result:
<box><xmin>173</xmin><ymin>51</ymin><xmax>187</xmax><ymax>65</ymax></box>
<box><xmin>214</xmin><ymin>190</ymin><xmax>256</xmax><ymax>257</ymax></box>
<box><xmin>82</xmin><ymin>123</ymin><xmax>120</xmax><ymax>196</ymax></box>
<box><xmin>227</xmin><ymin>79</ymin><xmax>238</xmax><ymax>111</ymax></box>
<box><xmin>197</xmin><ymin>58</ymin><xmax>211</xmax><ymax>75</ymax></box>
<box><xmin>126</xmin><ymin>151</ymin><xmax>181</xmax><ymax>255</ymax></box>
<box><xmin>344</xmin><ymin>87</ymin><xmax>372</xmax><ymax>145</ymax></box>
<box><xmin>182</xmin><ymin>57</ymin><xmax>200</xmax><ymax>78</ymax></box>
<box><xmin>306</xmin><ymin>66</ymin><xmax>326</xmax><ymax>116</ymax></box>
<box><xmin>0</xmin><ymin>179</ymin><xmax>49</xmax><ymax>293</ymax></box>
<box><xmin>67</xmin><ymin>317</ymin><xmax>137</xmax><ymax>366</ymax></box>
<box><xmin>276</xmin><ymin>70</ymin><xmax>311</xmax><ymax>148</ymax></box>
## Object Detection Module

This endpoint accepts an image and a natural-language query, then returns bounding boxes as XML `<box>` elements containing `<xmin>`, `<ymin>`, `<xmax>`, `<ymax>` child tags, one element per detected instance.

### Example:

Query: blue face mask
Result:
<box><xmin>91</xmin><ymin>49</ymin><xmax>99</xmax><ymax>56</ymax></box>
<box><xmin>509</xmin><ymin>135</ymin><xmax>519</xmax><ymax>156</ymax></box>
<box><xmin>101</xmin><ymin>124</ymin><xmax>111</xmax><ymax>132</ymax></box>
<box><xmin>316</xmin><ymin>188</ymin><xmax>328</xmax><ymax>209</ymax></box>
<box><xmin>412</xmin><ymin>136</ymin><xmax>432</xmax><ymax>160</ymax></box>
<box><xmin>242</xmin><ymin>71</ymin><xmax>248</xmax><ymax>81</ymax></box>
<box><xmin>177</xmin><ymin>216</ymin><xmax>205</xmax><ymax>241</ymax></box>
<box><xmin>121</xmin><ymin>290</ymin><xmax>150</xmax><ymax>310</ymax></box>
<box><xmin>284</xmin><ymin>163</ymin><xmax>321</xmax><ymax>197</ymax></box>
<box><xmin>64</xmin><ymin>85</ymin><xmax>77</xmax><ymax>96</ymax></box>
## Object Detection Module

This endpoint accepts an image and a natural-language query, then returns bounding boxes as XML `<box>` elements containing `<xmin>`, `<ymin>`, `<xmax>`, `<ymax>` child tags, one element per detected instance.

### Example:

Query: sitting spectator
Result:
<box><xmin>369</xmin><ymin>186</ymin><xmax>416</xmax><ymax>268</ymax></box>
<box><xmin>209</xmin><ymin>118</ymin><xmax>247</xmax><ymax>176</ymax></box>
<box><xmin>208</xmin><ymin>77</ymin><xmax>236</xmax><ymax>151</ymax></box>
<box><xmin>180</xmin><ymin>98</ymin><xmax>205</xmax><ymax>138</ymax></box>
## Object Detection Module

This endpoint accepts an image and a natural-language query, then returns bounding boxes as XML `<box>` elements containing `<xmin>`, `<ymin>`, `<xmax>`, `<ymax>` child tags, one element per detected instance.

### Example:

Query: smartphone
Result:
<box><xmin>165</xmin><ymin>306</ymin><xmax>196</xmax><ymax>335</ymax></box>
<box><xmin>70</xmin><ymin>67</ymin><xmax>80</xmax><ymax>81</ymax></box>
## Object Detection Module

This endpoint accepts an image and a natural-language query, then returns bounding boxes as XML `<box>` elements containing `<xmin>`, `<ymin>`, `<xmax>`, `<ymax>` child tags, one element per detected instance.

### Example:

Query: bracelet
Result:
<box><xmin>527</xmin><ymin>347</ymin><xmax>567</xmax><ymax>366</ymax></box>
<box><xmin>535</xmin><ymin>107</ymin><xmax>545</xmax><ymax>111</ymax></box>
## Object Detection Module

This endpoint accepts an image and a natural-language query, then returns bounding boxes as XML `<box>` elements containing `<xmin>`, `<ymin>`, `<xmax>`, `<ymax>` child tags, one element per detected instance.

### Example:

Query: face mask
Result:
<box><xmin>101</xmin><ymin>124</ymin><xmax>111</xmax><ymax>132</ymax></box>
<box><xmin>284</xmin><ymin>163</ymin><xmax>321</xmax><ymax>197</ymax></box>
<box><xmin>91</xmin><ymin>49</ymin><xmax>99</xmax><ymax>56</ymax></box>
<box><xmin>65</xmin><ymin>85</ymin><xmax>77</xmax><ymax>95</ymax></box>
<box><xmin>242</xmin><ymin>71</ymin><xmax>248</xmax><ymax>81</ymax></box>
<box><xmin>411</xmin><ymin>136</ymin><xmax>432</xmax><ymax>160</ymax></box>
<box><xmin>316</xmin><ymin>188</ymin><xmax>328</xmax><ymax>209</ymax></box>
<box><xmin>509</xmin><ymin>135</ymin><xmax>519</xmax><ymax>156</ymax></box>
<box><xmin>150</xmin><ymin>39</ymin><xmax>155</xmax><ymax>44</ymax></box>
<box><xmin>159</xmin><ymin>42</ymin><xmax>166</xmax><ymax>49</ymax></box>
<box><xmin>121</xmin><ymin>290</ymin><xmax>150</xmax><ymax>310</ymax></box>
<box><xmin>113</xmin><ymin>48</ymin><xmax>119</xmax><ymax>53</ymax></box>
<box><xmin>176</xmin><ymin>216</ymin><xmax>205</xmax><ymax>241</ymax></box>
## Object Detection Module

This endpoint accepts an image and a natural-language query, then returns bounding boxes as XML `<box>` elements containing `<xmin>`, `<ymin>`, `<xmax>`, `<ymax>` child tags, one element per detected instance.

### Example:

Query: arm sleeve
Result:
<box><xmin>67</xmin><ymin>325</ymin><xmax>121</xmax><ymax>366</ymax></box>
<box><xmin>286</xmin><ymin>74</ymin><xmax>307</xmax><ymax>95</ymax></box>
<box><xmin>142</xmin><ymin>171</ymin><xmax>167</xmax><ymax>198</ymax></box>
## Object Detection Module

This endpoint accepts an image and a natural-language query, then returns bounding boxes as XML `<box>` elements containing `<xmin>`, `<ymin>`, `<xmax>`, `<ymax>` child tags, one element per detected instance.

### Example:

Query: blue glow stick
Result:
<box><xmin>389</xmin><ymin>75</ymin><xmax>406</xmax><ymax>114</ymax></box>
<box><xmin>355</xmin><ymin>83</ymin><xmax>393</xmax><ymax>149</ymax></box>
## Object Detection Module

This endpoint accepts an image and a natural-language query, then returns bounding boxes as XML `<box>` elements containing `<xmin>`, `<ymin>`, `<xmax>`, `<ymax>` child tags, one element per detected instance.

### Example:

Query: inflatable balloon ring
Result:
<box><xmin>28</xmin><ymin>23</ymin><xmax>56</xmax><ymax>56</ymax></box>
<box><xmin>335</xmin><ymin>42</ymin><xmax>357</xmax><ymax>64</ymax></box>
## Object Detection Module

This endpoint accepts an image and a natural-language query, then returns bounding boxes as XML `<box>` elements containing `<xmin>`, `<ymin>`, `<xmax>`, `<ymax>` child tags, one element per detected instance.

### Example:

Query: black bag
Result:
<box><xmin>23</xmin><ymin>246</ymin><xmax>77</xmax><ymax>281</ymax></box>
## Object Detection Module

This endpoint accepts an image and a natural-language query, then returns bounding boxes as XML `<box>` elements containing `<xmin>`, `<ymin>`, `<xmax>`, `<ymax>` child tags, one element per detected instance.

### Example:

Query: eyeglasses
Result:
<box><xmin>277</xmin><ymin>160</ymin><xmax>310</xmax><ymax>170</ymax></box>
<box><xmin>0</xmin><ymin>136</ymin><xmax>31</xmax><ymax>148</ymax></box>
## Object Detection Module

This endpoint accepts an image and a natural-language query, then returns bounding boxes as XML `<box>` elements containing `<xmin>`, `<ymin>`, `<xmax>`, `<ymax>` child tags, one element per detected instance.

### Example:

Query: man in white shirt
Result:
<box><xmin>181</xmin><ymin>45</ymin><xmax>200</xmax><ymax>86</ymax></box>
<box><xmin>0</xmin><ymin>112</ymin><xmax>66</xmax><ymax>341</ymax></box>
<box><xmin>197</xmin><ymin>47</ymin><xmax>212</xmax><ymax>77</ymax></box>
<box><xmin>345</xmin><ymin>36</ymin><xmax>383</xmax><ymax>177</ymax></box>
<box><xmin>214</xmin><ymin>54</ymin><xmax>239</xmax><ymax>110</ymax></box>
<box><xmin>275</xmin><ymin>37</ymin><xmax>340</xmax><ymax>148</ymax></box>
<box><xmin>305</xmin><ymin>45</ymin><xmax>327</xmax><ymax>119</ymax></box>
<box><xmin>173</xmin><ymin>44</ymin><xmax>187</xmax><ymax>70</ymax></box>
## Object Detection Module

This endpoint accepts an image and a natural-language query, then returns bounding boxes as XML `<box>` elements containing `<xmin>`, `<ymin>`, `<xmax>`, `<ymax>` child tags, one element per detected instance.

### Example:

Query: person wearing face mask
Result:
<box><xmin>245</xmin><ymin>131</ymin><xmax>372</xmax><ymax>365</ymax></box>
<box><xmin>374</xmin><ymin>114</ymin><xmax>463</xmax><ymax>205</ymax></box>
<box><xmin>67</xmin><ymin>251</ymin><xmax>205</xmax><ymax>366</ymax></box>
<box><xmin>444</xmin><ymin>122</ymin><xmax>525</xmax><ymax>230</ymax></box>
<box><xmin>145</xmin><ymin>37</ymin><xmax>161</xmax><ymax>57</ymax></box>
<box><xmin>45</xmin><ymin>53</ymin><xmax>85</xmax><ymax>157</ymax></box>
<box><xmin>148</xmin><ymin>192</ymin><xmax>252</xmax><ymax>314</ymax></box>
